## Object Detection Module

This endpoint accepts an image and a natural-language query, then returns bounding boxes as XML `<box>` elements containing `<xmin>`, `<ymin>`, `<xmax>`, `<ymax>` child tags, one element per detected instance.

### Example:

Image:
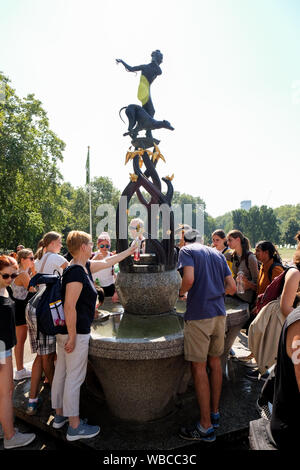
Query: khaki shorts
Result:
<box><xmin>184</xmin><ymin>315</ymin><xmax>226</xmax><ymax>363</ymax></box>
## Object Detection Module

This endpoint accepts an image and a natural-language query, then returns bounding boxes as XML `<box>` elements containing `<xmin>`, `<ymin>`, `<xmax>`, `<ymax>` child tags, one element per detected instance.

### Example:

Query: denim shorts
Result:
<box><xmin>0</xmin><ymin>348</ymin><xmax>12</xmax><ymax>363</ymax></box>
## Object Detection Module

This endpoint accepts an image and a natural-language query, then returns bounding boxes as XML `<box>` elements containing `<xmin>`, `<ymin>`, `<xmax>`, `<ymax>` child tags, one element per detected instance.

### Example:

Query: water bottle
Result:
<box><xmin>133</xmin><ymin>237</ymin><xmax>141</xmax><ymax>261</ymax></box>
<box><xmin>236</xmin><ymin>271</ymin><xmax>245</xmax><ymax>294</ymax></box>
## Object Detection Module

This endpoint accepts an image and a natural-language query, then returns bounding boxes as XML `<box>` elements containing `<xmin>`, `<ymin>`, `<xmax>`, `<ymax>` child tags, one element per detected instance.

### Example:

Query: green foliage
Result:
<box><xmin>232</xmin><ymin>205</ymin><xmax>281</xmax><ymax>246</ymax></box>
<box><xmin>0</xmin><ymin>73</ymin><xmax>66</xmax><ymax>250</ymax></box>
<box><xmin>282</xmin><ymin>218</ymin><xmax>299</xmax><ymax>245</ymax></box>
<box><xmin>214</xmin><ymin>212</ymin><xmax>233</xmax><ymax>234</ymax></box>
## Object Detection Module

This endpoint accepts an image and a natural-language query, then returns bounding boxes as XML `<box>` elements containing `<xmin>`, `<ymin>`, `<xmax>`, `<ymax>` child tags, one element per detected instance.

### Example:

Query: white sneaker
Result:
<box><xmin>4</xmin><ymin>430</ymin><xmax>36</xmax><ymax>449</ymax></box>
<box><xmin>14</xmin><ymin>368</ymin><xmax>32</xmax><ymax>381</ymax></box>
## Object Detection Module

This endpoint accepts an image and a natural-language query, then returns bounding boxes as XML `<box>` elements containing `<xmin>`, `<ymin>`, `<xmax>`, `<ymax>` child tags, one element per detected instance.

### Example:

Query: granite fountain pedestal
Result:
<box><xmin>88</xmin><ymin>258</ymin><xmax>191</xmax><ymax>422</ymax></box>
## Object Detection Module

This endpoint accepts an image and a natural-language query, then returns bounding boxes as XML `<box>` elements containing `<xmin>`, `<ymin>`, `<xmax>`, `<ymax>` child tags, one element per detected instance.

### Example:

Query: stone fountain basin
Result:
<box><xmin>88</xmin><ymin>307</ymin><xmax>189</xmax><ymax>422</ymax></box>
<box><xmin>115</xmin><ymin>269</ymin><xmax>181</xmax><ymax>315</ymax></box>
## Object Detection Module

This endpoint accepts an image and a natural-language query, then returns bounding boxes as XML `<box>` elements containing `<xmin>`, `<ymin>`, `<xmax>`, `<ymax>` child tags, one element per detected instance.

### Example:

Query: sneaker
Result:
<box><xmin>52</xmin><ymin>415</ymin><xmax>68</xmax><ymax>429</ymax></box>
<box><xmin>256</xmin><ymin>399</ymin><xmax>272</xmax><ymax>420</ymax></box>
<box><xmin>245</xmin><ymin>369</ymin><xmax>269</xmax><ymax>381</ymax></box>
<box><xmin>4</xmin><ymin>430</ymin><xmax>36</xmax><ymax>449</ymax></box>
<box><xmin>179</xmin><ymin>423</ymin><xmax>216</xmax><ymax>442</ymax></box>
<box><xmin>14</xmin><ymin>368</ymin><xmax>32</xmax><ymax>381</ymax></box>
<box><xmin>26</xmin><ymin>398</ymin><xmax>42</xmax><ymax>416</ymax></box>
<box><xmin>66</xmin><ymin>420</ymin><xmax>100</xmax><ymax>441</ymax></box>
<box><xmin>229</xmin><ymin>348</ymin><xmax>236</xmax><ymax>358</ymax></box>
<box><xmin>211</xmin><ymin>412</ymin><xmax>220</xmax><ymax>429</ymax></box>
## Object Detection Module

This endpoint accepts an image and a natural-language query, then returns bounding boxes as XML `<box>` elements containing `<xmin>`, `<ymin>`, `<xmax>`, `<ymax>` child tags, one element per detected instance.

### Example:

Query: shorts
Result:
<box><xmin>25</xmin><ymin>304</ymin><xmax>56</xmax><ymax>356</ymax></box>
<box><xmin>103</xmin><ymin>284</ymin><xmax>115</xmax><ymax>297</ymax></box>
<box><xmin>14</xmin><ymin>298</ymin><xmax>27</xmax><ymax>326</ymax></box>
<box><xmin>184</xmin><ymin>315</ymin><xmax>226</xmax><ymax>363</ymax></box>
<box><xmin>0</xmin><ymin>348</ymin><xmax>12</xmax><ymax>364</ymax></box>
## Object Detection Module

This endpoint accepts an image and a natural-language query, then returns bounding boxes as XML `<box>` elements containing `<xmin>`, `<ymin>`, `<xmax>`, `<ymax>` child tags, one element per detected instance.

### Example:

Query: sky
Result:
<box><xmin>1</xmin><ymin>0</ymin><xmax>300</xmax><ymax>217</ymax></box>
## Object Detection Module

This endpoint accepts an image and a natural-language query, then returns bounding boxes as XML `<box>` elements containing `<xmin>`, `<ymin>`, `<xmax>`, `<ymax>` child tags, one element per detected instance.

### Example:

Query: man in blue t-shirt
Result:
<box><xmin>177</xmin><ymin>230</ymin><xmax>236</xmax><ymax>443</ymax></box>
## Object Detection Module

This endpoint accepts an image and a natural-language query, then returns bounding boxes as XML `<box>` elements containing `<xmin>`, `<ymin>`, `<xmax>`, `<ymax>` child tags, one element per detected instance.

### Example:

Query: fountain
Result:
<box><xmin>87</xmin><ymin>51</ymin><xmax>190</xmax><ymax>422</ymax></box>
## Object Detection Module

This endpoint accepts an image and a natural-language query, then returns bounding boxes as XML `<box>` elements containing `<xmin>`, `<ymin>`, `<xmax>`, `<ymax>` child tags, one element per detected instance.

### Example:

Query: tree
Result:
<box><xmin>63</xmin><ymin>177</ymin><xmax>121</xmax><ymax>247</ymax></box>
<box><xmin>214</xmin><ymin>212</ymin><xmax>233</xmax><ymax>234</ymax></box>
<box><xmin>232</xmin><ymin>205</ymin><xmax>281</xmax><ymax>246</ymax></box>
<box><xmin>282</xmin><ymin>218</ymin><xmax>299</xmax><ymax>245</ymax></box>
<box><xmin>0</xmin><ymin>73</ymin><xmax>66</xmax><ymax>250</ymax></box>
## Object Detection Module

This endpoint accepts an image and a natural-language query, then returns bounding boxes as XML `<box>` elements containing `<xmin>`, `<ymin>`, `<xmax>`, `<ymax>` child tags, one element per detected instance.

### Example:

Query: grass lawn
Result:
<box><xmin>277</xmin><ymin>247</ymin><xmax>297</xmax><ymax>263</ymax></box>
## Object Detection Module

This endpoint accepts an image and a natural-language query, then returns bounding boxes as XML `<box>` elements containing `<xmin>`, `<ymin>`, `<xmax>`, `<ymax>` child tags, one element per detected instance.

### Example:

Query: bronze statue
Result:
<box><xmin>116</xmin><ymin>50</ymin><xmax>163</xmax><ymax>120</ymax></box>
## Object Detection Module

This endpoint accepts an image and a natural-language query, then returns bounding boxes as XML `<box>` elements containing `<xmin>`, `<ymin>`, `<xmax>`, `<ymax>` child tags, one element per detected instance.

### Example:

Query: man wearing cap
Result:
<box><xmin>178</xmin><ymin>229</ymin><xmax>236</xmax><ymax>443</ymax></box>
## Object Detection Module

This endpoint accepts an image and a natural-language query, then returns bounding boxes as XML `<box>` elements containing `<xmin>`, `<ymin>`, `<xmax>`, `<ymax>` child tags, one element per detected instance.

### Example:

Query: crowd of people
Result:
<box><xmin>178</xmin><ymin>226</ymin><xmax>300</xmax><ymax>448</ymax></box>
<box><xmin>0</xmin><ymin>225</ymin><xmax>299</xmax><ymax>450</ymax></box>
<box><xmin>0</xmin><ymin>230</ymin><xmax>136</xmax><ymax>448</ymax></box>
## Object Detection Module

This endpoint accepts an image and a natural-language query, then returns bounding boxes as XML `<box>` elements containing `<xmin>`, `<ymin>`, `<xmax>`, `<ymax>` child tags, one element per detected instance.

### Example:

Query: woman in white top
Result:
<box><xmin>10</xmin><ymin>249</ymin><xmax>36</xmax><ymax>380</ymax></box>
<box><xmin>92</xmin><ymin>233</ymin><xmax>117</xmax><ymax>299</ymax></box>
<box><xmin>26</xmin><ymin>232</ymin><xmax>68</xmax><ymax>416</ymax></box>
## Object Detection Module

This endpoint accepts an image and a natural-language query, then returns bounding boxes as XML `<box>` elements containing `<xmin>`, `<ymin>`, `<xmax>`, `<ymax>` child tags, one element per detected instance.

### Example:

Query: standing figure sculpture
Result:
<box><xmin>116</xmin><ymin>50</ymin><xmax>163</xmax><ymax>136</ymax></box>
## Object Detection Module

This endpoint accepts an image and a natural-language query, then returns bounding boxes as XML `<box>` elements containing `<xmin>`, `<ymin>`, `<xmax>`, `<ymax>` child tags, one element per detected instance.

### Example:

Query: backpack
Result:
<box><xmin>27</xmin><ymin>266</ymin><xmax>77</xmax><ymax>337</ymax></box>
<box><xmin>255</xmin><ymin>267</ymin><xmax>293</xmax><ymax>314</ymax></box>
<box><xmin>267</xmin><ymin>262</ymin><xmax>284</xmax><ymax>282</ymax></box>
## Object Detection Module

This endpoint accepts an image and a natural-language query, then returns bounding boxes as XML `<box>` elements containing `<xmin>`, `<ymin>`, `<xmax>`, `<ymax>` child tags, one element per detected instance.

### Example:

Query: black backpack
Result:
<box><xmin>28</xmin><ymin>266</ymin><xmax>77</xmax><ymax>337</ymax></box>
<box><xmin>267</xmin><ymin>262</ymin><xmax>285</xmax><ymax>282</ymax></box>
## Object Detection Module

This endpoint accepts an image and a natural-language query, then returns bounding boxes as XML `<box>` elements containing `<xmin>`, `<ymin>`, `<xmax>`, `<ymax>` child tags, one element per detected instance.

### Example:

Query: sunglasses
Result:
<box><xmin>26</xmin><ymin>256</ymin><xmax>34</xmax><ymax>261</ymax></box>
<box><xmin>99</xmin><ymin>244</ymin><xmax>110</xmax><ymax>248</ymax></box>
<box><xmin>0</xmin><ymin>272</ymin><xmax>19</xmax><ymax>280</ymax></box>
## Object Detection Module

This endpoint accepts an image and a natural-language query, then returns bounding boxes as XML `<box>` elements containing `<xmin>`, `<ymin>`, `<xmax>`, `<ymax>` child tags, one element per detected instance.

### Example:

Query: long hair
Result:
<box><xmin>255</xmin><ymin>241</ymin><xmax>282</xmax><ymax>264</ymax></box>
<box><xmin>212</xmin><ymin>229</ymin><xmax>228</xmax><ymax>247</ymax></box>
<box><xmin>35</xmin><ymin>232</ymin><xmax>61</xmax><ymax>260</ymax></box>
<box><xmin>227</xmin><ymin>229</ymin><xmax>251</xmax><ymax>261</ymax></box>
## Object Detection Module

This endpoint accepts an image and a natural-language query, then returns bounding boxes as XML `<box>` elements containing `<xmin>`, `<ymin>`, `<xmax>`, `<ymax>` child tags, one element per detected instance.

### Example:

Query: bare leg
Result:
<box><xmin>29</xmin><ymin>355</ymin><xmax>42</xmax><ymax>399</ymax></box>
<box><xmin>69</xmin><ymin>416</ymin><xmax>80</xmax><ymax>429</ymax></box>
<box><xmin>207</xmin><ymin>356</ymin><xmax>223</xmax><ymax>414</ymax></box>
<box><xmin>0</xmin><ymin>356</ymin><xmax>15</xmax><ymax>440</ymax></box>
<box><xmin>41</xmin><ymin>352</ymin><xmax>55</xmax><ymax>385</ymax></box>
<box><xmin>14</xmin><ymin>325</ymin><xmax>27</xmax><ymax>371</ymax></box>
<box><xmin>191</xmin><ymin>362</ymin><xmax>212</xmax><ymax>429</ymax></box>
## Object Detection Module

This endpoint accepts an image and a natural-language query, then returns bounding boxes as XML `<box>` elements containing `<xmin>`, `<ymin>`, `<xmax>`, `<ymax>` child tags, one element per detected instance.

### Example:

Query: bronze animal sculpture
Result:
<box><xmin>119</xmin><ymin>104</ymin><xmax>174</xmax><ymax>139</ymax></box>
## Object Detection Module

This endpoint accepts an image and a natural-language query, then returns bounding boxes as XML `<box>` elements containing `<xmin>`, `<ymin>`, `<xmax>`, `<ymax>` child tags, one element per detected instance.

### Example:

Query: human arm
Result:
<box><xmin>286</xmin><ymin>319</ymin><xmax>300</xmax><ymax>392</ymax></box>
<box><xmin>89</xmin><ymin>243</ymin><xmax>137</xmax><ymax>274</ymax></box>
<box><xmin>280</xmin><ymin>269</ymin><xmax>300</xmax><ymax>317</ymax></box>
<box><xmin>225</xmin><ymin>275</ymin><xmax>237</xmax><ymax>296</ymax></box>
<box><xmin>116</xmin><ymin>59</ymin><xmax>143</xmax><ymax>72</ymax></box>
<box><xmin>179</xmin><ymin>266</ymin><xmax>194</xmax><ymax>297</ymax></box>
<box><xmin>242</xmin><ymin>254</ymin><xmax>258</xmax><ymax>291</ymax></box>
<box><xmin>63</xmin><ymin>281</ymin><xmax>83</xmax><ymax>353</ymax></box>
<box><xmin>92</xmin><ymin>251</ymin><xmax>104</xmax><ymax>261</ymax></box>
<box><xmin>60</xmin><ymin>261</ymin><xmax>69</xmax><ymax>271</ymax></box>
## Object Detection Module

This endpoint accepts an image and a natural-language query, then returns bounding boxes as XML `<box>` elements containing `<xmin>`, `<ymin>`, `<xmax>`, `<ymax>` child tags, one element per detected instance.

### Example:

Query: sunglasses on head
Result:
<box><xmin>99</xmin><ymin>244</ymin><xmax>110</xmax><ymax>248</ymax></box>
<box><xmin>0</xmin><ymin>272</ymin><xmax>19</xmax><ymax>280</ymax></box>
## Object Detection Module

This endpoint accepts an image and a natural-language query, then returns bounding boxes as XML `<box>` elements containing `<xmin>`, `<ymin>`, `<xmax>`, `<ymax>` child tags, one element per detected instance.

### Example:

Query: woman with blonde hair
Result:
<box><xmin>26</xmin><ymin>231</ymin><xmax>68</xmax><ymax>416</ymax></box>
<box><xmin>51</xmin><ymin>231</ymin><xmax>137</xmax><ymax>440</ymax></box>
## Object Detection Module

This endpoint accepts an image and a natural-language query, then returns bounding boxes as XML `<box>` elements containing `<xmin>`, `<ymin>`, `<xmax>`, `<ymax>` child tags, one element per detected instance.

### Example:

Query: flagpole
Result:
<box><xmin>86</xmin><ymin>146</ymin><xmax>92</xmax><ymax>238</ymax></box>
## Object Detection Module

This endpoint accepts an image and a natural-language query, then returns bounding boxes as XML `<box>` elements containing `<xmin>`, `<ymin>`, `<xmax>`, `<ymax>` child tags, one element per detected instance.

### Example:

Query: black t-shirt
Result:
<box><xmin>270</xmin><ymin>309</ymin><xmax>300</xmax><ymax>449</ymax></box>
<box><xmin>0</xmin><ymin>295</ymin><xmax>17</xmax><ymax>351</ymax></box>
<box><xmin>61</xmin><ymin>262</ymin><xmax>97</xmax><ymax>334</ymax></box>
